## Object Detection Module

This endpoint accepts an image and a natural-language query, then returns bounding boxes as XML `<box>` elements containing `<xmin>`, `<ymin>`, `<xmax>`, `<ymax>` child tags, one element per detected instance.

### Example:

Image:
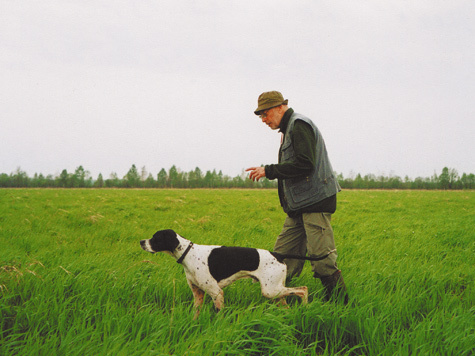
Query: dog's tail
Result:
<box><xmin>271</xmin><ymin>249</ymin><xmax>336</xmax><ymax>263</ymax></box>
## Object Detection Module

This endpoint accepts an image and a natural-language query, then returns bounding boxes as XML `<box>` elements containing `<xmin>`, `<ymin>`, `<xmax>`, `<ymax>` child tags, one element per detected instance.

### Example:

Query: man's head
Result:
<box><xmin>254</xmin><ymin>91</ymin><xmax>289</xmax><ymax>130</ymax></box>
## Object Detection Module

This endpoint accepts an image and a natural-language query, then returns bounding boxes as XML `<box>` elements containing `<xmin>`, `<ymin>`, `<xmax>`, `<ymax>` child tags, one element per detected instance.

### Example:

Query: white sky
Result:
<box><xmin>1</xmin><ymin>0</ymin><xmax>474</xmax><ymax>180</ymax></box>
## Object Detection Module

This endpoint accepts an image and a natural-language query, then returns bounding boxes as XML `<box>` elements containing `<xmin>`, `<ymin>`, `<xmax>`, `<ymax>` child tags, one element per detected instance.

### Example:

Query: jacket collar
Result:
<box><xmin>278</xmin><ymin>108</ymin><xmax>294</xmax><ymax>133</ymax></box>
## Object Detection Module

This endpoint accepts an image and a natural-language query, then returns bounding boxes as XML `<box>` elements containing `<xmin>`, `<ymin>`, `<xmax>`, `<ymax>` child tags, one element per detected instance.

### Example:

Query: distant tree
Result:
<box><xmin>157</xmin><ymin>168</ymin><xmax>168</xmax><ymax>187</ymax></box>
<box><xmin>388</xmin><ymin>176</ymin><xmax>402</xmax><ymax>189</ymax></box>
<box><xmin>176</xmin><ymin>170</ymin><xmax>186</xmax><ymax>188</ymax></box>
<box><xmin>32</xmin><ymin>173</ymin><xmax>48</xmax><ymax>188</ymax></box>
<box><xmin>94</xmin><ymin>173</ymin><xmax>104</xmax><ymax>188</ymax></box>
<box><xmin>439</xmin><ymin>167</ymin><xmax>450</xmax><ymax>190</ymax></box>
<box><xmin>336</xmin><ymin>173</ymin><xmax>344</xmax><ymax>187</ymax></box>
<box><xmin>204</xmin><ymin>170</ymin><xmax>214</xmax><ymax>188</ymax></box>
<box><xmin>169</xmin><ymin>165</ymin><xmax>178</xmax><ymax>188</ymax></box>
<box><xmin>144</xmin><ymin>173</ymin><xmax>155</xmax><ymax>188</ymax></box>
<box><xmin>232</xmin><ymin>175</ymin><xmax>244</xmax><ymax>188</ymax></box>
<box><xmin>354</xmin><ymin>174</ymin><xmax>364</xmax><ymax>189</ymax></box>
<box><xmin>364</xmin><ymin>174</ymin><xmax>377</xmax><ymax>189</ymax></box>
<box><xmin>105</xmin><ymin>172</ymin><xmax>121</xmax><ymax>187</ymax></box>
<box><xmin>467</xmin><ymin>174</ymin><xmax>475</xmax><ymax>189</ymax></box>
<box><xmin>459</xmin><ymin>173</ymin><xmax>474</xmax><ymax>190</ymax></box>
<box><xmin>187</xmin><ymin>169</ymin><xmax>195</xmax><ymax>188</ymax></box>
<box><xmin>140</xmin><ymin>166</ymin><xmax>148</xmax><ymax>182</ymax></box>
<box><xmin>218</xmin><ymin>170</ymin><xmax>224</xmax><ymax>187</ymax></box>
<box><xmin>124</xmin><ymin>164</ymin><xmax>140</xmax><ymax>187</ymax></box>
<box><xmin>189</xmin><ymin>167</ymin><xmax>202</xmax><ymax>188</ymax></box>
<box><xmin>11</xmin><ymin>168</ymin><xmax>29</xmax><ymax>187</ymax></box>
<box><xmin>58</xmin><ymin>169</ymin><xmax>69</xmax><ymax>187</ymax></box>
<box><xmin>73</xmin><ymin>165</ymin><xmax>89</xmax><ymax>187</ymax></box>
<box><xmin>448</xmin><ymin>168</ymin><xmax>458</xmax><ymax>189</ymax></box>
<box><xmin>377</xmin><ymin>175</ymin><xmax>387</xmax><ymax>189</ymax></box>
<box><xmin>48</xmin><ymin>175</ymin><xmax>55</xmax><ymax>186</ymax></box>
<box><xmin>0</xmin><ymin>173</ymin><xmax>10</xmax><ymax>187</ymax></box>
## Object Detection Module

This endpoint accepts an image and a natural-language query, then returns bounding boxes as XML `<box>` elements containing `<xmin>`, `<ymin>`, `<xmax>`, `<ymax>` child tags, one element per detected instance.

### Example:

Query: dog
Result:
<box><xmin>140</xmin><ymin>229</ymin><xmax>309</xmax><ymax>318</ymax></box>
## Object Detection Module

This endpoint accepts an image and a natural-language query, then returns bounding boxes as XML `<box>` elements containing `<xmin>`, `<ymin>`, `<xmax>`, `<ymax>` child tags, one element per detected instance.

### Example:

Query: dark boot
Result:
<box><xmin>319</xmin><ymin>270</ymin><xmax>349</xmax><ymax>304</ymax></box>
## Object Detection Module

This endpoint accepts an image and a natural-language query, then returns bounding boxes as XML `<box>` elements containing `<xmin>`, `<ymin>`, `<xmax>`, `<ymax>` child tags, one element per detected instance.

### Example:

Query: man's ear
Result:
<box><xmin>277</xmin><ymin>104</ymin><xmax>287</xmax><ymax>115</ymax></box>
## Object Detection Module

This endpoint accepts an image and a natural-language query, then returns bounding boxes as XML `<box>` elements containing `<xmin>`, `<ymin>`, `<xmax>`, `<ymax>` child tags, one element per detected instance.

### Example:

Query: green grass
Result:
<box><xmin>1</xmin><ymin>189</ymin><xmax>474</xmax><ymax>355</ymax></box>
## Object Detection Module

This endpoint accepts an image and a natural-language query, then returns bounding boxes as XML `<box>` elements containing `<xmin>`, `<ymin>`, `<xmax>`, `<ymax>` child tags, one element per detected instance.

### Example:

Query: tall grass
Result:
<box><xmin>1</xmin><ymin>189</ymin><xmax>474</xmax><ymax>355</ymax></box>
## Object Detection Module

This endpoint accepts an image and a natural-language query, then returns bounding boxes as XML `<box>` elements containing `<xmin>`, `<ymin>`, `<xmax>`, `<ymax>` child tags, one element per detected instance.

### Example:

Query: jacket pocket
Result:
<box><xmin>288</xmin><ymin>176</ymin><xmax>318</xmax><ymax>204</ymax></box>
<box><xmin>280</xmin><ymin>141</ymin><xmax>294</xmax><ymax>162</ymax></box>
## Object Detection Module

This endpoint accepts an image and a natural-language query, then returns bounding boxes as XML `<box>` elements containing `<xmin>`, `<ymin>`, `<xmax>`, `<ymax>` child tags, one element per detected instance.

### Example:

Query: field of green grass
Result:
<box><xmin>1</xmin><ymin>189</ymin><xmax>474</xmax><ymax>355</ymax></box>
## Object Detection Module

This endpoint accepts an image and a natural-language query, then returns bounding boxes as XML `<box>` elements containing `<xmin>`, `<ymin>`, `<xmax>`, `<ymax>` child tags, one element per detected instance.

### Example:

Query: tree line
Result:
<box><xmin>0</xmin><ymin>165</ymin><xmax>276</xmax><ymax>189</ymax></box>
<box><xmin>337</xmin><ymin>167</ymin><xmax>474</xmax><ymax>190</ymax></box>
<box><xmin>0</xmin><ymin>165</ymin><xmax>473</xmax><ymax>190</ymax></box>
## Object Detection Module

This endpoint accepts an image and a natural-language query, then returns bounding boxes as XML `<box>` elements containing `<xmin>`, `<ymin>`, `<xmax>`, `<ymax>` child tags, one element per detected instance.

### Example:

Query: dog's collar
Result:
<box><xmin>176</xmin><ymin>242</ymin><xmax>194</xmax><ymax>264</ymax></box>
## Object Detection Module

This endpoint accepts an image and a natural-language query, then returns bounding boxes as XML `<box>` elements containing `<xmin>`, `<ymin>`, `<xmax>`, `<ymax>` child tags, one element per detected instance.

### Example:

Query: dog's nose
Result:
<box><xmin>140</xmin><ymin>240</ymin><xmax>145</xmax><ymax>247</ymax></box>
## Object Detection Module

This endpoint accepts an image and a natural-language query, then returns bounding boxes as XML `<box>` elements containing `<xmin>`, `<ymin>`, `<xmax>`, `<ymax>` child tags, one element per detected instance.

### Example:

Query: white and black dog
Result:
<box><xmin>140</xmin><ymin>229</ymin><xmax>311</xmax><ymax>318</ymax></box>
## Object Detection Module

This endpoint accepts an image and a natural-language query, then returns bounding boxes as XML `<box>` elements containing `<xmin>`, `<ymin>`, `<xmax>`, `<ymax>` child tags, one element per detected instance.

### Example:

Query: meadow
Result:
<box><xmin>0</xmin><ymin>189</ymin><xmax>473</xmax><ymax>355</ymax></box>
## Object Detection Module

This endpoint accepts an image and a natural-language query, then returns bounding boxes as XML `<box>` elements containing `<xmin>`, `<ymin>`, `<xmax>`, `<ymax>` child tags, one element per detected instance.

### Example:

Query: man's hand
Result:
<box><xmin>246</xmin><ymin>167</ymin><xmax>266</xmax><ymax>182</ymax></box>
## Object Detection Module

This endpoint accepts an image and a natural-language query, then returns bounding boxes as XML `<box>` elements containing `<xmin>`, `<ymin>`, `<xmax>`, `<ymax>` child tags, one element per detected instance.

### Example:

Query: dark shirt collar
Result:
<box><xmin>278</xmin><ymin>108</ymin><xmax>294</xmax><ymax>133</ymax></box>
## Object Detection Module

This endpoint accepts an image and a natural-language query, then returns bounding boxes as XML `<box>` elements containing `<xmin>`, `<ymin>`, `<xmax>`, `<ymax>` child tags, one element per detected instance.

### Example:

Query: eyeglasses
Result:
<box><xmin>259</xmin><ymin>105</ymin><xmax>281</xmax><ymax>119</ymax></box>
<box><xmin>259</xmin><ymin>109</ymin><xmax>270</xmax><ymax>119</ymax></box>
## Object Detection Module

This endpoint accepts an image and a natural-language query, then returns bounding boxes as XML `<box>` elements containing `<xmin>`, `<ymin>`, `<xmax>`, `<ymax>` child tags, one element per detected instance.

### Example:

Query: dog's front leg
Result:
<box><xmin>212</xmin><ymin>290</ymin><xmax>224</xmax><ymax>313</ymax></box>
<box><xmin>190</xmin><ymin>284</ymin><xmax>205</xmax><ymax>320</ymax></box>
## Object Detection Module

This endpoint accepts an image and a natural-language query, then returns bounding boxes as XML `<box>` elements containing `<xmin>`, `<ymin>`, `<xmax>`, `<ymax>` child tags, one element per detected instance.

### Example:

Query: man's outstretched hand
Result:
<box><xmin>246</xmin><ymin>167</ymin><xmax>266</xmax><ymax>182</ymax></box>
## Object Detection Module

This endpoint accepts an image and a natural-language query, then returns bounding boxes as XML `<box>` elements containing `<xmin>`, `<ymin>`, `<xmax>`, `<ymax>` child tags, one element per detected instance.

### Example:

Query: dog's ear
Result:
<box><xmin>150</xmin><ymin>229</ymin><xmax>180</xmax><ymax>252</ymax></box>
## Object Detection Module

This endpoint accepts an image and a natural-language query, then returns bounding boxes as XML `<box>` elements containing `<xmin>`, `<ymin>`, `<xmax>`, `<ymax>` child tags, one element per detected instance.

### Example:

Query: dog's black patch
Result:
<box><xmin>149</xmin><ymin>229</ymin><xmax>180</xmax><ymax>252</ymax></box>
<box><xmin>208</xmin><ymin>247</ymin><xmax>260</xmax><ymax>282</ymax></box>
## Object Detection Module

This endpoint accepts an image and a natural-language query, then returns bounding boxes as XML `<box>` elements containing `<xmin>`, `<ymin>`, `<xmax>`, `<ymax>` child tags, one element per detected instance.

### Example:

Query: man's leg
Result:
<box><xmin>303</xmin><ymin>213</ymin><xmax>348</xmax><ymax>303</ymax></box>
<box><xmin>273</xmin><ymin>215</ymin><xmax>307</xmax><ymax>280</ymax></box>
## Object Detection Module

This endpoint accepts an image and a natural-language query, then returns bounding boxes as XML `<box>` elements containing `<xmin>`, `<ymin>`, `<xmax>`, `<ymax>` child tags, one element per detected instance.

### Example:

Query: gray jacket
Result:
<box><xmin>280</xmin><ymin>112</ymin><xmax>341</xmax><ymax>211</ymax></box>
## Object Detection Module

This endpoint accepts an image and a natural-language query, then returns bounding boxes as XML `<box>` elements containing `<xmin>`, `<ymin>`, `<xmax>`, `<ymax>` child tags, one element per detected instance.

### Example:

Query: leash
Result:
<box><xmin>176</xmin><ymin>243</ymin><xmax>333</xmax><ymax>264</ymax></box>
<box><xmin>176</xmin><ymin>242</ymin><xmax>194</xmax><ymax>264</ymax></box>
<box><xmin>272</xmin><ymin>249</ymin><xmax>336</xmax><ymax>262</ymax></box>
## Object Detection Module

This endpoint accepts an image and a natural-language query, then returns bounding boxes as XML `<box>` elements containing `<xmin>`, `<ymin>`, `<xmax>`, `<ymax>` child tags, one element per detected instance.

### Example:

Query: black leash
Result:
<box><xmin>176</xmin><ymin>242</ymin><xmax>194</xmax><ymax>264</ymax></box>
<box><xmin>176</xmin><ymin>242</ymin><xmax>334</xmax><ymax>264</ymax></box>
<box><xmin>272</xmin><ymin>249</ymin><xmax>336</xmax><ymax>262</ymax></box>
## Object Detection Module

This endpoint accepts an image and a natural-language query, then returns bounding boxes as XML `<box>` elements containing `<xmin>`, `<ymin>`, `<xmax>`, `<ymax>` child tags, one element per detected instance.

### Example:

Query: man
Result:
<box><xmin>246</xmin><ymin>91</ymin><xmax>348</xmax><ymax>303</ymax></box>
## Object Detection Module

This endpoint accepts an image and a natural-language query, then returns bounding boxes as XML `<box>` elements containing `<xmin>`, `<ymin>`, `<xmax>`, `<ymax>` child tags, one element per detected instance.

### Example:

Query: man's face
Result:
<box><xmin>260</xmin><ymin>106</ymin><xmax>282</xmax><ymax>130</ymax></box>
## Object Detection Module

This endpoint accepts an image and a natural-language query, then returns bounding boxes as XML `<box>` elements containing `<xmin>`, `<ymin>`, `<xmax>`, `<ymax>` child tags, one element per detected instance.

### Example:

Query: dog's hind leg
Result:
<box><xmin>262</xmin><ymin>284</ymin><xmax>308</xmax><ymax>305</ymax></box>
<box><xmin>286</xmin><ymin>286</ymin><xmax>308</xmax><ymax>304</ymax></box>
<box><xmin>275</xmin><ymin>297</ymin><xmax>289</xmax><ymax>308</ymax></box>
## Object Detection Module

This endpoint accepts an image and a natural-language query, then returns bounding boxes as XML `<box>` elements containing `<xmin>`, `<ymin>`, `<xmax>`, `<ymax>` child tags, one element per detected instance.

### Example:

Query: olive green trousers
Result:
<box><xmin>273</xmin><ymin>212</ymin><xmax>339</xmax><ymax>279</ymax></box>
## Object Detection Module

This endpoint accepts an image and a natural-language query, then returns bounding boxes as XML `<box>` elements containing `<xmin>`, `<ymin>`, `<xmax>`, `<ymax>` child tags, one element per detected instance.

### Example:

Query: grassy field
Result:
<box><xmin>0</xmin><ymin>189</ymin><xmax>474</xmax><ymax>355</ymax></box>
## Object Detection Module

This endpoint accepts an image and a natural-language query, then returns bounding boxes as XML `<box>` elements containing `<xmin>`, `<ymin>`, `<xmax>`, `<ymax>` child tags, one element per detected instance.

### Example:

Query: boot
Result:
<box><xmin>320</xmin><ymin>270</ymin><xmax>349</xmax><ymax>304</ymax></box>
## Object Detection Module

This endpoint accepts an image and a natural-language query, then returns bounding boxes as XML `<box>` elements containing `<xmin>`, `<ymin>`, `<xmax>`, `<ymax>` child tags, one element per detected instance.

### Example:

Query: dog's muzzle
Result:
<box><xmin>140</xmin><ymin>240</ymin><xmax>155</xmax><ymax>253</ymax></box>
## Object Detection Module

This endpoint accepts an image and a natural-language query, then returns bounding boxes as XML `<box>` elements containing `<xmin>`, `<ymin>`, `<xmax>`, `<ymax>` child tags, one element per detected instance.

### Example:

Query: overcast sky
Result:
<box><xmin>1</xmin><ymin>0</ymin><xmax>474</xmax><ymax>180</ymax></box>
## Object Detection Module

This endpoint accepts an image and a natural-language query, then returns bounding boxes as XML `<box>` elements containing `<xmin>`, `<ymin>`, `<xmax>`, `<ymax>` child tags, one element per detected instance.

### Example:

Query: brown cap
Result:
<box><xmin>254</xmin><ymin>91</ymin><xmax>288</xmax><ymax>115</ymax></box>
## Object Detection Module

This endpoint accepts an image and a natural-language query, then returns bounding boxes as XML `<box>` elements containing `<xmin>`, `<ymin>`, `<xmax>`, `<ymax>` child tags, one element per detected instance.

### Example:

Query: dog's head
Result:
<box><xmin>140</xmin><ymin>229</ymin><xmax>180</xmax><ymax>254</ymax></box>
